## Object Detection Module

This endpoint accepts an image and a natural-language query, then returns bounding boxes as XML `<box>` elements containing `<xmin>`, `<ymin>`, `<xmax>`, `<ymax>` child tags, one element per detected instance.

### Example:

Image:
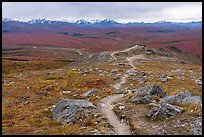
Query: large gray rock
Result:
<box><xmin>83</xmin><ymin>89</ymin><xmax>99</xmax><ymax>97</ymax></box>
<box><xmin>160</xmin><ymin>92</ymin><xmax>202</xmax><ymax>105</ymax></box>
<box><xmin>52</xmin><ymin>99</ymin><xmax>95</xmax><ymax>124</ymax></box>
<box><xmin>133</xmin><ymin>84</ymin><xmax>166</xmax><ymax>97</ymax></box>
<box><xmin>147</xmin><ymin>102</ymin><xmax>183</xmax><ymax>120</ymax></box>
<box><xmin>132</xmin><ymin>95</ymin><xmax>152</xmax><ymax>104</ymax></box>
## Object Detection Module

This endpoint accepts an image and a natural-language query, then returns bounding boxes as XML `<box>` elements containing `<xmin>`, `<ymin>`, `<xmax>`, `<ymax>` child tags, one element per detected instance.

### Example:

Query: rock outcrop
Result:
<box><xmin>52</xmin><ymin>99</ymin><xmax>95</xmax><ymax>124</ymax></box>
<box><xmin>133</xmin><ymin>84</ymin><xmax>166</xmax><ymax>97</ymax></box>
<box><xmin>160</xmin><ymin>92</ymin><xmax>202</xmax><ymax>105</ymax></box>
<box><xmin>147</xmin><ymin>102</ymin><xmax>183</xmax><ymax>120</ymax></box>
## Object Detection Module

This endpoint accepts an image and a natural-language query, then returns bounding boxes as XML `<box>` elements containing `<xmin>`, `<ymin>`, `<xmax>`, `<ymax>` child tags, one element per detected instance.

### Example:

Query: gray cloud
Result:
<box><xmin>2</xmin><ymin>2</ymin><xmax>202</xmax><ymax>23</ymax></box>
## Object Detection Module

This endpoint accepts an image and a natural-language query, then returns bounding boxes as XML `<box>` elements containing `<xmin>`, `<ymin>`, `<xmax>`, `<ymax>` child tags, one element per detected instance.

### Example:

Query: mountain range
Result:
<box><xmin>2</xmin><ymin>17</ymin><xmax>202</xmax><ymax>28</ymax></box>
<box><xmin>2</xmin><ymin>17</ymin><xmax>202</xmax><ymax>57</ymax></box>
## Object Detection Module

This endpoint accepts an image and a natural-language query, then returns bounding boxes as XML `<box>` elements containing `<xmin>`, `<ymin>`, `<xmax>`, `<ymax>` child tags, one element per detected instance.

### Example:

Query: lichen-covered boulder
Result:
<box><xmin>133</xmin><ymin>84</ymin><xmax>166</xmax><ymax>97</ymax></box>
<box><xmin>147</xmin><ymin>102</ymin><xmax>183</xmax><ymax>120</ymax></box>
<box><xmin>160</xmin><ymin>92</ymin><xmax>202</xmax><ymax>105</ymax></box>
<box><xmin>52</xmin><ymin>99</ymin><xmax>95</xmax><ymax>124</ymax></box>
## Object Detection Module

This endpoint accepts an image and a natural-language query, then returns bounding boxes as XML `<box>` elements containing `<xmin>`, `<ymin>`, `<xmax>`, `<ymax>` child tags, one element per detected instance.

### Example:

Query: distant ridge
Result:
<box><xmin>2</xmin><ymin>17</ymin><xmax>202</xmax><ymax>26</ymax></box>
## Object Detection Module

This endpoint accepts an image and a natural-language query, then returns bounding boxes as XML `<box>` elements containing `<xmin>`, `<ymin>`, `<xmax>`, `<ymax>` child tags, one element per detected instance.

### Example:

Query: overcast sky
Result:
<box><xmin>2</xmin><ymin>2</ymin><xmax>202</xmax><ymax>23</ymax></box>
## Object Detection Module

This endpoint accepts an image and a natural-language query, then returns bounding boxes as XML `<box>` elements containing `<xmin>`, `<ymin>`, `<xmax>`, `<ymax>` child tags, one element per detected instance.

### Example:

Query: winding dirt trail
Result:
<box><xmin>100</xmin><ymin>94</ymin><xmax>131</xmax><ymax>135</ymax></box>
<box><xmin>99</xmin><ymin>45</ymin><xmax>139</xmax><ymax>135</ymax></box>
<box><xmin>113</xmin><ymin>74</ymin><xmax>129</xmax><ymax>91</ymax></box>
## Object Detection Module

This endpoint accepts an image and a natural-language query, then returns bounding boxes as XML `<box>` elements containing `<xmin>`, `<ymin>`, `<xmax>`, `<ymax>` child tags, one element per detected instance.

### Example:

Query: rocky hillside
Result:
<box><xmin>2</xmin><ymin>44</ymin><xmax>202</xmax><ymax>135</ymax></box>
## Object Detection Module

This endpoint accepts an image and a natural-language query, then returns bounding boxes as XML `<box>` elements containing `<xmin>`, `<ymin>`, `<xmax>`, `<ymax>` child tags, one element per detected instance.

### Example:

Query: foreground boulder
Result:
<box><xmin>52</xmin><ymin>99</ymin><xmax>95</xmax><ymax>124</ymax></box>
<box><xmin>83</xmin><ymin>89</ymin><xmax>99</xmax><ymax>97</ymax></box>
<box><xmin>147</xmin><ymin>102</ymin><xmax>183</xmax><ymax>120</ymax></box>
<box><xmin>133</xmin><ymin>84</ymin><xmax>166</xmax><ymax>97</ymax></box>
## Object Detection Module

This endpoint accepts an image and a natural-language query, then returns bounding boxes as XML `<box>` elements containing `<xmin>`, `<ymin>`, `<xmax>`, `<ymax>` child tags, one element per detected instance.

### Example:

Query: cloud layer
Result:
<box><xmin>2</xmin><ymin>2</ymin><xmax>202</xmax><ymax>23</ymax></box>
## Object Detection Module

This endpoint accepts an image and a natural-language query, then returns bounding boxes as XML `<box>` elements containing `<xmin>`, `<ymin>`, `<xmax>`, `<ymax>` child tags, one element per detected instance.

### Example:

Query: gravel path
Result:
<box><xmin>100</xmin><ymin>94</ymin><xmax>131</xmax><ymax>135</ymax></box>
<box><xmin>99</xmin><ymin>45</ymin><xmax>140</xmax><ymax>135</ymax></box>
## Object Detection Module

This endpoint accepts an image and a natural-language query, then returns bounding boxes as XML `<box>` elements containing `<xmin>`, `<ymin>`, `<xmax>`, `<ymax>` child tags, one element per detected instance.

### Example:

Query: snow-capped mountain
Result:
<box><xmin>2</xmin><ymin>17</ymin><xmax>120</xmax><ymax>24</ymax></box>
<box><xmin>2</xmin><ymin>17</ymin><xmax>14</xmax><ymax>22</ymax></box>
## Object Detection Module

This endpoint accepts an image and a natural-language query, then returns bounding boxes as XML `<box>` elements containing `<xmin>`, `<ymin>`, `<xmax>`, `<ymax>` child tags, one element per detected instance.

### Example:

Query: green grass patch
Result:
<box><xmin>42</xmin><ymin>75</ymin><xmax>62</xmax><ymax>80</ymax></box>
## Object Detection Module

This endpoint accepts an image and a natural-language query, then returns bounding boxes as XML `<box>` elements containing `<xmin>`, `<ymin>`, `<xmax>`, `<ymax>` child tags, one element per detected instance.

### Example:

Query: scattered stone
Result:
<box><xmin>3</xmin><ymin>80</ymin><xmax>12</xmax><ymax>84</ymax></box>
<box><xmin>124</xmin><ymin>87</ymin><xmax>132</xmax><ymax>93</ymax></box>
<box><xmin>118</xmin><ymin>63</ymin><xmax>126</xmax><ymax>66</ymax></box>
<box><xmin>140</xmin><ymin>71</ymin><xmax>146</xmax><ymax>76</ymax></box>
<box><xmin>21</xmin><ymin>96</ymin><xmax>31</xmax><ymax>99</ymax></box>
<box><xmin>36</xmin><ymin>92</ymin><xmax>49</xmax><ymax>96</ymax></box>
<box><xmin>132</xmin><ymin>95</ymin><xmax>152</xmax><ymax>104</ymax></box>
<box><xmin>52</xmin><ymin>99</ymin><xmax>95</xmax><ymax>124</ymax></box>
<box><xmin>172</xmin><ymin>69</ymin><xmax>186</xmax><ymax>73</ymax></box>
<box><xmin>83</xmin><ymin>89</ymin><xmax>99</xmax><ymax>97</ymax></box>
<box><xmin>66</xmin><ymin>58</ymin><xmax>75</xmax><ymax>62</ymax></box>
<box><xmin>119</xmin><ymin>105</ymin><xmax>125</xmax><ymax>110</ymax></box>
<box><xmin>73</xmin><ymin>94</ymin><xmax>79</xmax><ymax>97</ymax></box>
<box><xmin>195</xmin><ymin>78</ymin><xmax>202</xmax><ymax>85</ymax></box>
<box><xmin>167</xmin><ymin>76</ymin><xmax>173</xmax><ymax>79</ymax></box>
<box><xmin>62</xmin><ymin>90</ymin><xmax>72</xmax><ymax>94</ymax></box>
<box><xmin>101</xmin><ymin>103</ymin><xmax>106</xmax><ymax>107</ymax></box>
<box><xmin>115</xmin><ymin>89</ymin><xmax>127</xmax><ymax>94</ymax></box>
<box><xmin>79</xmin><ymin>70</ymin><xmax>90</xmax><ymax>75</ymax></box>
<box><xmin>14</xmin><ymin>73</ymin><xmax>23</xmax><ymax>78</ymax></box>
<box><xmin>98</xmin><ymin>70</ymin><xmax>103</xmax><ymax>73</ymax></box>
<box><xmin>93</xmin><ymin>68</ymin><xmax>101</xmax><ymax>71</ymax></box>
<box><xmin>111</xmin><ymin>69</ymin><xmax>119</xmax><ymax>73</ymax></box>
<box><xmin>132</xmin><ymin>78</ymin><xmax>138</xmax><ymax>81</ymax></box>
<box><xmin>114</xmin><ymin>74</ymin><xmax>121</xmax><ymax>80</ymax></box>
<box><xmin>127</xmin><ymin>69</ymin><xmax>138</xmax><ymax>76</ymax></box>
<box><xmin>158</xmin><ymin>74</ymin><xmax>168</xmax><ymax>82</ymax></box>
<box><xmin>147</xmin><ymin>102</ymin><xmax>183</xmax><ymax>120</ymax></box>
<box><xmin>138</xmin><ymin>77</ymin><xmax>146</xmax><ymax>84</ymax></box>
<box><xmin>145</xmin><ymin>49</ymin><xmax>154</xmax><ymax>55</ymax></box>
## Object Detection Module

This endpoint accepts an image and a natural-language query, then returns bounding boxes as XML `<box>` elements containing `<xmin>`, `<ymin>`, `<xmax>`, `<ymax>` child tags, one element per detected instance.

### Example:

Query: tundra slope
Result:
<box><xmin>2</xmin><ymin>43</ymin><xmax>202</xmax><ymax>135</ymax></box>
